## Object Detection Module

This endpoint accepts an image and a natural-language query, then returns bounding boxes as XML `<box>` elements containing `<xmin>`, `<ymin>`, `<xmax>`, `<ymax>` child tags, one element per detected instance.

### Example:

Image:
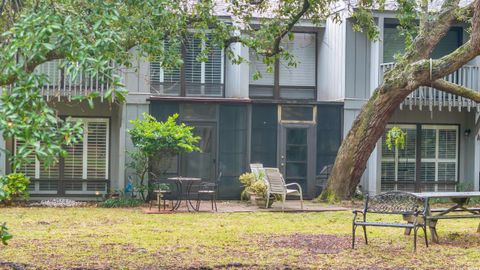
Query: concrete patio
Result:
<box><xmin>142</xmin><ymin>200</ymin><xmax>349</xmax><ymax>214</ymax></box>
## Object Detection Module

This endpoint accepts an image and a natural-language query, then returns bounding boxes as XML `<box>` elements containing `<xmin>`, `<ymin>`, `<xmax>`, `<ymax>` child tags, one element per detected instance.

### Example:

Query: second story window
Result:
<box><xmin>249</xmin><ymin>32</ymin><xmax>317</xmax><ymax>100</ymax></box>
<box><xmin>150</xmin><ymin>36</ymin><xmax>224</xmax><ymax>97</ymax></box>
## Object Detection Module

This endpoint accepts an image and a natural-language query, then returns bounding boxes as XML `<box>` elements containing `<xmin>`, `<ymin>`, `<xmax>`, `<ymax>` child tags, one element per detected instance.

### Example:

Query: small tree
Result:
<box><xmin>127</xmin><ymin>113</ymin><xmax>200</xmax><ymax>201</ymax></box>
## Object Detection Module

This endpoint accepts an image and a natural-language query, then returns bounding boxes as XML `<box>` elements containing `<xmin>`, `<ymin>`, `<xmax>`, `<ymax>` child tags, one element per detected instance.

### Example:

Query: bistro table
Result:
<box><xmin>167</xmin><ymin>176</ymin><xmax>202</xmax><ymax>212</ymax></box>
<box><xmin>406</xmin><ymin>192</ymin><xmax>480</xmax><ymax>243</ymax></box>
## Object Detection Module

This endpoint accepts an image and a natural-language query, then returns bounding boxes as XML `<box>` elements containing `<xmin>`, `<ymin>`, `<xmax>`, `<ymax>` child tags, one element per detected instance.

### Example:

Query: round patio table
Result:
<box><xmin>167</xmin><ymin>177</ymin><xmax>202</xmax><ymax>212</ymax></box>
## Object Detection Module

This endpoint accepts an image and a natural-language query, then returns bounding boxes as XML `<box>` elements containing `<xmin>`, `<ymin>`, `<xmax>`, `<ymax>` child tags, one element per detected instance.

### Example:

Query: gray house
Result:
<box><xmin>2</xmin><ymin>1</ymin><xmax>478</xmax><ymax>199</ymax></box>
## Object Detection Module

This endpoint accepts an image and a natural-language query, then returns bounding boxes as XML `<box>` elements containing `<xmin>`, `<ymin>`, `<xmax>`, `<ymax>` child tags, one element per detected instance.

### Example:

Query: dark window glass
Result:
<box><xmin>316</xmin><ymin>105</ymin><xmax>342</xmax><ymax>175</ymax></box>
<box><xmin>180</xmin><ymin>103</ymin><xmax>216</xmax><ymax>121</ymax></box>
<box><xmin>149</xmin><ymin>102</ymin><xmax>179</xmax><ymax>122</ymax></box>
<box><xmin>281</xmin><ymin>106</ymin><xmax>313</xmax><ymax>121</ymax></box>
<box><xmin>218</xmin><ymin>105</ymin><xmax>247</xmax><ymax>199</ymax></box>
<box><xmin>251</xmin><ymin>104</ymin><xmax>278</xmax><ymax>167</ymax></box>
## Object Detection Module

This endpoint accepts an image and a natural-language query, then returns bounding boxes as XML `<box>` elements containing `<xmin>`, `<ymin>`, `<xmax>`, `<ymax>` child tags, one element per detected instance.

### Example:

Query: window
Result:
<box><xmin>280</xmin><ymin>105</ymin><xmax>315</xmax><ymax>122</ymax></box>
<box><xmin>380</xmin><ymin>124</ymin><xmax>458</xmax><ymax>192</ymax></box>
<box><xmin>16</xmin><ymin>118</ymin><xmax>110</xmax><ymax>195</ymax></box>
<box><xmin>383</xmin><ymin>25</ymin><xmax>463</xmax><ymax>63</ymax></box>
<box><xmin>65</xmin><ymin>118</ymin><xmax>109</xmax><ymax>181</ymax></box>
<box><xmin>381</xmin><ymin>125</ymin><xmax>417</xmax><ymax>192</ymax></box>
<box><xmin>150</xmin><ymin>36</ymin><xmax>224</xmax><ymax>97</ymax></box>
<box><xmin>249</xmin><ymin>32</ymin><xmax>317</xmax><ymax>99</ymax></box>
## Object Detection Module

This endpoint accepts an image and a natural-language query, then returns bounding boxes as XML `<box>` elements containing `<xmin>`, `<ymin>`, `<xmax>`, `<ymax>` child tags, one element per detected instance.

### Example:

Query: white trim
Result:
<box><xmin>82</xmin><ymin>120</ymin><xmax>88</xmax><ymax>180</ymax></box>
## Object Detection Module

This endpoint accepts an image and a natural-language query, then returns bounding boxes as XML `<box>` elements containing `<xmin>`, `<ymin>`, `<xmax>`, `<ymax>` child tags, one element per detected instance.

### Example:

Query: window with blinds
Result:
<box><xmin>249</xmin><ymin>32</ymin><xmax>317</xmax><ymax>99</ymax></box>
<box><xmin>149</xmin><ymin>36</ymin><xmax>224</xmax><ymax>96</ymax></box>
<box><xmin>380</xmin><ymin>125</ymin><xmax>417</xmax><ymax>192</ymax></box>
<box><xmin>15</xmin><ymin>118</ymin><xmax>109</xmax><ymax>195</ymax></box>
<box><xmin>380</xmin><ymin>124</ymin><xmax>458</xmax><ymax>192</ymax></box>
<box><xmin>65</xmin><ymin>118</ymin><xmax>109</xmax><ymax>180</ymax></box>
<box><xmin>279</xmin><ymin>33</ymin><xmax>316</xmax><ymax>99</ymax></box>
<box><xmin>15</xmin><ymin>139</ymin><xmax>59</xmax><ymax>194</ymax></box>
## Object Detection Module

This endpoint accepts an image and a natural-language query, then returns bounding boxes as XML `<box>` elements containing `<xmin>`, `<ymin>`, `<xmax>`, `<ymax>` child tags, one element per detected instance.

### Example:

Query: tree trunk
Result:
<box><xmin>320</xmin><ymin>85</ymin><xmax>413</xmax><ymax>200</ymax></box>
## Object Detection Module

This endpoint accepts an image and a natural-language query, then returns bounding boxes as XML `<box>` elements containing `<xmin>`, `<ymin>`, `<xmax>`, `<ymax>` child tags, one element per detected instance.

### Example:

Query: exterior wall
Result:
<box><xmin>225</xmin><ymin>43</ymin><xmax>250</xmax><ymax>98</ymax></box>
<box><xmin>345</xmin><ymin>19</ymin><xmax>371</xmax><ymax>100</ymax></box>
<box><xmin>317</xmin><ymin>15</ymin><xmax>346</xmax><ymax>101</ymax></box>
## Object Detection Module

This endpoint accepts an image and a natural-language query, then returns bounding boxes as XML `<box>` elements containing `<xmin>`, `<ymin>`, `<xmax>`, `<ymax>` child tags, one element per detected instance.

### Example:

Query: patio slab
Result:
<box><xmin>142</xmin><ymin>200</ymin><xmax>349</xmax><ymax>214</ymax></box>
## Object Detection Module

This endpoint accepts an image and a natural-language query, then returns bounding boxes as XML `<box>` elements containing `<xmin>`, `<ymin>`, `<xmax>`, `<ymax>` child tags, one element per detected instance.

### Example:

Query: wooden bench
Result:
<box><xmin>352</xmin><ymin>191</ymin><xmax>428</xmax><ymax>251</ymax></box>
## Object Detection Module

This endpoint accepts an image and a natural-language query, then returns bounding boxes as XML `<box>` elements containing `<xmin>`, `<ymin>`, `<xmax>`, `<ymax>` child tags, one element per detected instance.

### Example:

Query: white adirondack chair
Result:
<box><xmin>264</xmin><ymin>167</ymin><xmax>303</xmax><ymax>210</ymax></box>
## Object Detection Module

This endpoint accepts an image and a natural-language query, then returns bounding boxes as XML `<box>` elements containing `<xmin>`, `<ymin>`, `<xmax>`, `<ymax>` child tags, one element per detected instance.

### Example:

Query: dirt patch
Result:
<box><xmin>440</xmin><ymin>232</ymin><xmax>480</xmax><ymax>248</ymax></box>
<box><xmin>252</xmin><ymin>233</ymin><xmax>351</xmax><ymax>254</ymax></box>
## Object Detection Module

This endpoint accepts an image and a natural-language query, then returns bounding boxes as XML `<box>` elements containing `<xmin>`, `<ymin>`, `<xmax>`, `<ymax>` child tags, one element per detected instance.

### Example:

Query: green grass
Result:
<box><xmin>0</xmin><ymin>207</ymin><xmax>479</xmax><ymax>269</ymax></box>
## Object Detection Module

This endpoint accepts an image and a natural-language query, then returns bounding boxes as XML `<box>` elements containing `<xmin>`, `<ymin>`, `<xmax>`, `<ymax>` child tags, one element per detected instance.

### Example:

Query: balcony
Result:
<box><xmin>381</xmin><ymin>62</ymin><xmax>480</xmax><ymax>111</ymax></box>
<box><xmin>1</xmin><ymin>60</ymin><xmax>114</xmax><ymax>101</ymax></box>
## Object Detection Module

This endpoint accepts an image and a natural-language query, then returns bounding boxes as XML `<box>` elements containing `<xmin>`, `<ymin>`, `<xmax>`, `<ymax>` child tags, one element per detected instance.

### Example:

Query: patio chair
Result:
<box><xmin>264</xmin><ymin>168</ymin><xmax>303</xmax><ymax>210</ymax></box>
<box><xmin>195</xmin><ymin>172</ymin><xmax>222</xmax><ymax>212</ymax></box>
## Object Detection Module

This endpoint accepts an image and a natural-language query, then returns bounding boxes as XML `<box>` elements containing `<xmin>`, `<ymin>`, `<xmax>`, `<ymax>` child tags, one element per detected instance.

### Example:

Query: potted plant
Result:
<box><xmin>238</xmin><ymin>172</ymin><xmax>275</xmax><ymax>208</ymax></box>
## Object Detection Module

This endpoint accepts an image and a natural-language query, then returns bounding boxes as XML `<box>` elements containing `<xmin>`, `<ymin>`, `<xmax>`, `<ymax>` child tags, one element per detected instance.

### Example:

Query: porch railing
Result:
<box><xmin>380</xmin><ymin>62</ymin><xmax>480</xmax><ymax>111</ymax></box>
<box><xmin>1</xmin><ymin>60</ymin><xmax>116</xmax><ymax>101</ymax></box>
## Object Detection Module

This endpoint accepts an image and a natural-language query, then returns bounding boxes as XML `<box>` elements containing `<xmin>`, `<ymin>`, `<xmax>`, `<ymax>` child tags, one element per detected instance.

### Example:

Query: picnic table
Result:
<box><xmin>405</xmin><ymin>192</ymin><xmax>480</xmax><ymax>243</ymax></box>
<box><xmin>167</xmin><ymin>177</ymin><xmax>202</xmax><ymax>212</ymax></box>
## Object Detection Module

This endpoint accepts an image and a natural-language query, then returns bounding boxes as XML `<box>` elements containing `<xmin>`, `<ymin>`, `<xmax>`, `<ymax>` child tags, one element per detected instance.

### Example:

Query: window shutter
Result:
<box><xmin>249</xmin><ymin>52</ymin><xmax>275</xmax><ymax>85</ymax></box>
<box><xmin>204</xmin><ymin>37</ymin><xmax>223</xmax><ymax>84</ymax></box>
<box><xmin>381</xmin><ymin>125</ymin><xmax>416</xmax><ymax>192</ymax></box>
<box><xmin>86</xmin><ymin>120</ymin><xmax>109</xmax><ymax>179</ymax></box>
<box><xmin>14</xmin><ymin>139</ymin><xmax>37</xmax><ymax>179</ymax></box>
<box><xmin>184</xmin><ymin>36</ymin><xmax>202</xmax><ymax>83</ymax></box>
<box><xmin>64</xmin><ymin>134</ymin><xmax>84</xmax><ymax>179</ymax></box>
<box><xmin>279</xmin><ymin>33</ymin><xmax>316</xmax><ymax>87</ymax></box>
<box><xmin>39</xmin><ymin>159</ymin><xmax>59</xmax><ymax>179</ymax></box>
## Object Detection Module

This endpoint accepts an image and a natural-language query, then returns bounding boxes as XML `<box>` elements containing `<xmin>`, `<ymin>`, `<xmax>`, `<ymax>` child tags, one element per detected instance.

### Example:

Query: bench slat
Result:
<box><xmin>427</xmin><ymin>214</ymin><xmax>480</xmax><ymax>220</ymax></box>
<box><xmin>354</xmin><ymin>221</ymin><xmax>416</xmax><ymax>228</ymax></box>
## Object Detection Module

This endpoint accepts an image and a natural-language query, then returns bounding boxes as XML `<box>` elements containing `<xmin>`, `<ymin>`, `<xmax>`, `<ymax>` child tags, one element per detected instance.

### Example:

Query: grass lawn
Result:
<box><xmin>0</xmin><ymin>207</ymin><xmax>479</xmax><ymax>269</ymax></box>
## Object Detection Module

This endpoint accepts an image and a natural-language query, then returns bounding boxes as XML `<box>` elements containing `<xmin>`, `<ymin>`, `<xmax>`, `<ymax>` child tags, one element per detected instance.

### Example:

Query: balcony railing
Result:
<box><xmin>381</xmin><ymin>62</ymin><xmax>480</xmax><ymax>111</ymax></box>
<box><xmin>1</xmin><ymin>60</ymin><xmax>115</xmax><ymax>101</ymax></box>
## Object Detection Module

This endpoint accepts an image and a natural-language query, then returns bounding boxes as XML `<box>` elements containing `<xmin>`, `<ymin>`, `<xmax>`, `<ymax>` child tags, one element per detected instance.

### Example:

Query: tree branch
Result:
<box><xmin>264</xmin><ymin>0</ymin><xmax>310</xmax><ymax>57</ymax></box>
<box><xmin>404</xmin><ymin>0</ymin><xmax>461</xmax><ymax>62</ymax></box>
<box><xmin>430</xmin><ymin>79</ymin><xmax>480</xmax><ymax>102</ymax></box>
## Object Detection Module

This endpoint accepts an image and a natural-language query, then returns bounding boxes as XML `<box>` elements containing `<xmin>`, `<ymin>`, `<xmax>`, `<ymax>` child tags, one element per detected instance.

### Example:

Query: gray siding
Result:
<box><xmin>345</xmin><ymin>19</ymin><xmax>371</xmax><ymax>100</ymax></box>
<box><xmin>318</xmin><ymin>16</ymin><xmax>346</xmax><ymax>101</ymax></box>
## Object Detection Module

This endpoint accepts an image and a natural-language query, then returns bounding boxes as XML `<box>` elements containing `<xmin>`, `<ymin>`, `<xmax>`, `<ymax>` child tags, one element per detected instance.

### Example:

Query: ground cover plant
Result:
<box><xmin>0</xmin><ymin>207</ymin><xmax>479</xmax><ymax>269</ymax></box>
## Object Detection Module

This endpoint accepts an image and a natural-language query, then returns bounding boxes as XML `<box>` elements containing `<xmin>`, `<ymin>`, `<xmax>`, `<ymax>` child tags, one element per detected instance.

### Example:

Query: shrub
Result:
<box><xmin>0</xmin><ymin>173</ymin><xmax>30</xmax><ymax>203</ymax></box>
<box><xmin>0</xmin><ymin>223</ymin><xmax>12</xmax><ymax>245</ymax></box>
<box><xmin>127</xmin><ymin>113</ymin><xmax>200</xmax><ymax>201</ymax></box>
<box><xmin>98</xmin><ymin>197</ymin><xmax>144</xmax><ymax>208</ymax></box>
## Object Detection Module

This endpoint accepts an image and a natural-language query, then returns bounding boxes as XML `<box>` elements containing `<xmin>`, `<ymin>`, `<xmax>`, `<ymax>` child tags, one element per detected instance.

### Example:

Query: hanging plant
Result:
<box><xmin>386</xmin><ymin>126</ymin><xmax>407</xmax><ymax>151</ymax></box>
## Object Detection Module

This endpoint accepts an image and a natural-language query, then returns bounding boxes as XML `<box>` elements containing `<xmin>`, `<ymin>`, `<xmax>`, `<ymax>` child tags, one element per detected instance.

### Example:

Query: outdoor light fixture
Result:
<box><xmin>465</xmin><ymin>129</ymin><xmax>471</xmax><ymax>137</ymax></box>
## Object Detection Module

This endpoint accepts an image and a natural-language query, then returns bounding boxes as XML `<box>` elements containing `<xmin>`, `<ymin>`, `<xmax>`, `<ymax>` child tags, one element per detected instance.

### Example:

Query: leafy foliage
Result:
<box><xmin>129</xmin><ymin>113</ymin><xmax>200</xmax><ymax>157</ymax></box>
<box><xmin>0</xmin><ymin>223</ymin><xmax>12</xmax><ymax>246</ymax></box>
<box><xmin>0</xmin><ymin>173</ymin><xmax>30</xmax><ymax>203</ymax></box>
<box><xmin>238</xmin><ymin>172</ymin><xmax>277</xmax><ymax>202</ymax></box>
<box><xmin>127</xmin><ymin>113</ymin><xmax>200</xmax><ymax>200</ymax></box>
<box><xmin>385</xmin><ymin>126</ymin><xmax>407</xmax><ymax>151</ymax></box>
<box><xmin>98</xmin><ymin>197</ymin><xmax>144</xmax><ymax>208</ymax></box>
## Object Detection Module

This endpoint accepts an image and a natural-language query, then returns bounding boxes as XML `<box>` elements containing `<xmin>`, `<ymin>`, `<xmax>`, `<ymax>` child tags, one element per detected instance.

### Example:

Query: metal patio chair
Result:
<box><xmin>264</xmin><ymin>168</ymin><xmax>303</xmax><ymax>210</ymax></box>
<box><xmin>195</xmin><ymin>172</ymin><xmax>222</xmax><ymax>212</ymax></box>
